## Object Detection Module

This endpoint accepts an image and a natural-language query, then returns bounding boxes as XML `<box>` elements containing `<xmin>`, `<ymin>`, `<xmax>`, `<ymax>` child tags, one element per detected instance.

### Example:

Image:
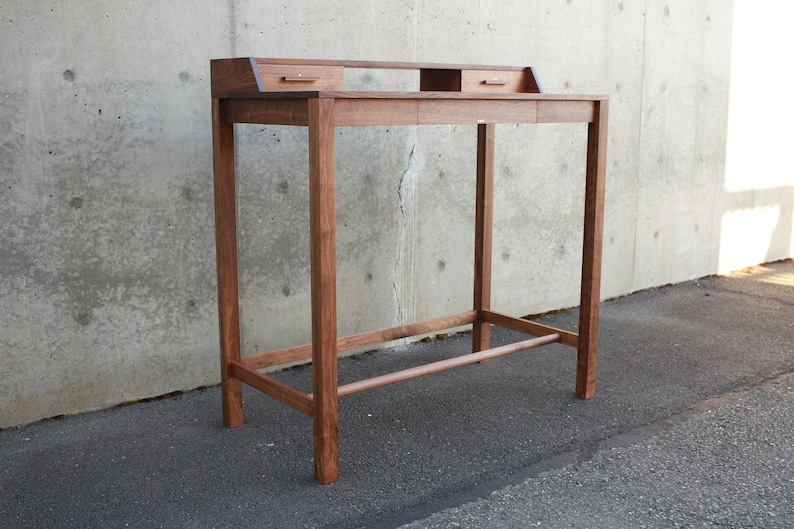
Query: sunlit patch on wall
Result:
<box><xmin>718</xmin><ymin>206</ymin><xmax>780</xmax><ymax>274</ymax></box>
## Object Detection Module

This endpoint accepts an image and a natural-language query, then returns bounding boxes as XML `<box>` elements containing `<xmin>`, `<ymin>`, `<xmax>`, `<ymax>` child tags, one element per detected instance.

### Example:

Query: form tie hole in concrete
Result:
<box><xmin>63</xmin><ymin>69</ymin><xmax>75</xmax><ymax>82</ymax></box>
<box><xmin>70</xmin><ymin>197</ymin><xmax>83</xmax><ymax>209</ymax></box>
<box><xmin>282</xmin><ymin>286</ymin><xmax>291</xmax><ymax>297</ymax></box>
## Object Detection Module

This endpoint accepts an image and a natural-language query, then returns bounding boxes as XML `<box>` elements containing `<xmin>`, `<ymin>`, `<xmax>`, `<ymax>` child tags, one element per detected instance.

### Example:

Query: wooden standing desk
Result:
<box><xmin>210</xmin><ymin>58</ymin><xmax>608</xmax><ymax>484</ymax></box>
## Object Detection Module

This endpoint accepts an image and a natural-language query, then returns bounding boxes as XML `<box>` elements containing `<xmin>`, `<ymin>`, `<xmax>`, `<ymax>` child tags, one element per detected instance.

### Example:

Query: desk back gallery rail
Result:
<box><xmin>211</xmin><ymin>58</ymin><xmax>608</xmax><ymax>484</ymax></box>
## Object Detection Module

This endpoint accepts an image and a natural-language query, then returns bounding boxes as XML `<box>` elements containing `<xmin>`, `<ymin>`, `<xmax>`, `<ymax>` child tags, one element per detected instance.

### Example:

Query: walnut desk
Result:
<box><xmin>210</xmin><ymin>58</ymin><xmax>608</xmax><ymax>484</ymax></box>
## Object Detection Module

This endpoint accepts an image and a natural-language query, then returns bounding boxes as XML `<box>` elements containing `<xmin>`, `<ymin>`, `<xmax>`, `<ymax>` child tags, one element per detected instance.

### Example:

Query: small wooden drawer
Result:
<box><xmin>461</xmin><ymin>69</ymin><xmax>533</xmax><ymax>93</ymax></box>
<box><xmin>257</xmin><ymin>64</ymin><xmax>345</xmax><ymax>92</ymax></box>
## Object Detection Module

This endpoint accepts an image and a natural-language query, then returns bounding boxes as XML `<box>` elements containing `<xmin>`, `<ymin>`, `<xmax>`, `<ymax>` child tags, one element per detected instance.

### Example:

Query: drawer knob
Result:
<box><xmin>283</xmin><ymin>75</ymin><xmax>319</xmax><ymax>82</ymax></box>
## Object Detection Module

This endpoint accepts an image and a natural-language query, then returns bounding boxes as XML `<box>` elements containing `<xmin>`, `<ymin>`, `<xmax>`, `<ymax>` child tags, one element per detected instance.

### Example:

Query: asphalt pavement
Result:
<box><xmin>1</xmin><ymin>259</ymin><xmax>793</xmax><ymax>528</ymax></box>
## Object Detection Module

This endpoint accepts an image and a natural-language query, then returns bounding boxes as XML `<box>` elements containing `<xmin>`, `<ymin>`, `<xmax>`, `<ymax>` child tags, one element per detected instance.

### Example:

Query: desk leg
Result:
<box><xmin>309</xmin><ymin>98</ymin><xmax>339</xmax><ymax>484</ymax></box>
<box><xmin>212</xmin><ymin>98</ymin><xmax>244</xmax><ymax>427</ymax></box>
<box><xmin>473</xmin><ymin>124</ymin><xmax>496</xmax><ymax>353</ymax></box>
<box><xmin>577</xmin><ymin>100</ymin><xmax>608</xmax><ymax>399</ymax></box>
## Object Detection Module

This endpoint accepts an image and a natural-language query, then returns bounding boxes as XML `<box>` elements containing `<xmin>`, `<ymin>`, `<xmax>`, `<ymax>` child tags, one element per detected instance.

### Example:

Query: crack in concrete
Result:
<box><xmin>392</xmin><ymin>143</ymin><xmax>416</xmax><ymax>324</ymax></box>
<box><xmin>396</xmin><ymin>144</ymin><xmax>415</xmax><ymax>218</ymax></box>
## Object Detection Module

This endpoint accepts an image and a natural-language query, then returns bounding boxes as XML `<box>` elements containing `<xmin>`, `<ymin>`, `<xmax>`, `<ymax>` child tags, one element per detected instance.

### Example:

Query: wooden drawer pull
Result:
<box><xmin>283</xmin><ymin>75</ymin><xmax>319</xmax><ymax>82</ymax></box>
<box><xmin>483</xmin><ymin>79</ymin><xmax>508</xmax><ymax>85</ymax></box>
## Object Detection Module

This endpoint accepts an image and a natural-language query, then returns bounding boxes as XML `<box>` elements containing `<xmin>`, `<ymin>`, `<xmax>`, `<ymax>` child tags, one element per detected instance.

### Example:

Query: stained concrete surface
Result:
<box><xmin>1</xmin><ymin>259</ymin><xmax>793</xmax><ymax>528</ymax></box>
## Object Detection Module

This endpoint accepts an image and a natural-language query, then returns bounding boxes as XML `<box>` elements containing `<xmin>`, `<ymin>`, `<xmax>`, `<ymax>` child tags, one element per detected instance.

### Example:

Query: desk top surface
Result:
<box><xmin>220</xmin><ymin>57</ymin><xmax>532</xmax><ymax>71</ymax></box>
<box><xmin>214</xmin><ymin>90</ymin><xmax>609</xmax><ymax>101</ymax></box>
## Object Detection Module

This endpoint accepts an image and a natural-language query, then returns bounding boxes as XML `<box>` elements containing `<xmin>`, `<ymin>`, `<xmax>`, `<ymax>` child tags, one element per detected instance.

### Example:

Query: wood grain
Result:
<box><xmin>210</xmin><ymin>58</ymin><xmax>609</xmax><ymax>484</ymax></box>
<box><xmin>336</xmin><ymin>334</ymin><xmax>561</xmax><ymax>397</ymax></box>
<box><xmin>333</xmin><ymin>99</ymin><xmax>417</xmax><ymax>126</ymax></box>
<box><xmin>483</xmin><ymin>310</ymin><xmax>579</xmax><ymax>348</ymax></box>
<box><xmin>420</xmin><ymin>68</ymin><xmax>462</xmax><ymax>91</ymax></box>
<box><xmin>241</xmin><ymin>311</ymin><xmax>479</xmax><ymax>371</ymax></box>
<box><xmin>229</xmin><ymin>362</ymin><xmax>314</xmax><ymax>417</ymax></box>
<box><xmin>537</xmin><ymin>100</ymin><xmax>596</xmax><ymax>123</ymax></box>
<box><xmin>222</xmin><ymin>98</ymin><xmax>309</xmax><ymax>126</ymax></box>
<box><xmin>338</xmin><ymin>311</ymin><xmax>477</xmax><ymax>352</ymax></box>
<box><xmin>258</xmin><ymin>64</ymin><xmax>344</xmax><ymax>92</ymax></box>
<box><xmin>308</xmin><ymin>97</ymin><xmax>340</xmax><ymax>484</ymax></box>
<box><xmin>255</xmin><ymin>57</ymin><xmax>528</xmax><ymax>72</ymax></box>
<box><xmin>525</xmin><ymin>66</ymin><xmax>543</xmax><ymax>93</ymax></box>
<box><xmin>212</xmin><ymin>98</ymin><xmax>244</xmax><ymax>428</ymax></box>
<box><xmin>241</xmin><ymin>343</ymin><xmax>313</xmax><ymax>371</ymax></box>
<box><xmin>418</xmin><ymin>100</ymin><xmax>538</xmax><ymax>125</ymax></box>
<box><xmin>461</xmin><ymin>70</ymin><xmax>525</xmax><ymax>93</ymax></box>
<box><xmin>218</xmin><ymin>91</ymin><xmax>606</xmax><ymax>101</ymax></box>
<box><xmin>211</xmin><ymin>58</ymin><xmax>262</xmax><ymax>95</ymax></box>
<box><xmin>473</xmin><ymin>124</ymin><xmax>495</xmax><ymax>353</ymax></box>
<box><xmin>576</xmin><ymin>100</ymin><xmax>608</xmax><ymax>399</ymax></box>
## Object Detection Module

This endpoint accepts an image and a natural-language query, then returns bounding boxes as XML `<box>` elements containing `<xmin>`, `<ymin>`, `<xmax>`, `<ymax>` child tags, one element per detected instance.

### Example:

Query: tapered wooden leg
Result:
<box><xmin>308</xmin><ymin>98</ymin><xmax>339</xmax><ymax>484</ymax></box>
<box><xmin>212</xmin><ymin>98</ymin><xmax>243</xmax><ymax>426</ymax></box>
<box><xmin>577</xmin><ymin>100</ymin><xmax>608</xmax><ymax>399</ymax></box>
<box><xmin>473</xmin><ymin>123</ymin><xmax>496</xmax><ymax>353</ymax></box>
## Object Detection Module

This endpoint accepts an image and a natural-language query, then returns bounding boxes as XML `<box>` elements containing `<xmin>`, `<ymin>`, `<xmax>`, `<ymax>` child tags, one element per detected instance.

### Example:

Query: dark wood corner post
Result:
<box><xmin>576</xmin><ymin>100</ymin><xmax>608</xmax><ymax>399</ymax></box>
<box><xmin>308</xmin><ymin>97</ymin><xmax>340</xmax><ymax>484</ymax></box>
<box><xmin>212</xmin><ymin>98</ymin><xmax>244</xmax><ymax>427</ymax></box>
<box><xmin>473</xmin><ymin>123</ymin><xmax>496</xmax><ymax>353</ymax></box>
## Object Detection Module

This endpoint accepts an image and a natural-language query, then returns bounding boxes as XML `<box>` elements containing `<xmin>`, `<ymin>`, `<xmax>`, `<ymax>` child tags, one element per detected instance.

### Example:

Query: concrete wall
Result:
<box><xmin>1</xmin><ymin>1</ymin><xmax>789</xmax><ymax>428</ymax></box>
